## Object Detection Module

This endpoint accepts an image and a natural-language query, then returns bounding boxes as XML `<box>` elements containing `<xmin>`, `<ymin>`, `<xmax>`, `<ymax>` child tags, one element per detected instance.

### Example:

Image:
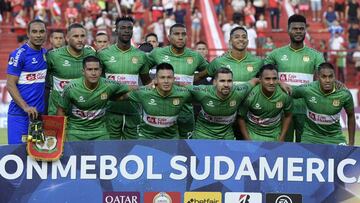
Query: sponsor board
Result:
<box><xmin>144</xmin><ymin>192</ymin><xmax>180</xmax><ymax>203</ymax></box>
<box><xmin>184</xmin><ymin>192</ymin><xmax>221</xmax><ymax>203</ymax></box>
<box><xmin>225</xmin><ymin>192</ymin><xmax>262</xmax><ymax>203</ymax></box>
<box><xmin>266</xmin><ymin>193</ymin><xmax>302</xmax><ymax>203</ymax></box>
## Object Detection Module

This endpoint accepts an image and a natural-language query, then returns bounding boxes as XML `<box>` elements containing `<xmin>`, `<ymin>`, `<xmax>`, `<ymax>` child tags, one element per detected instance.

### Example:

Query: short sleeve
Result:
<box><xmin>7</xmin><ymin>49</ymin><xmax>25</xmax><ymax>76</ymax></box>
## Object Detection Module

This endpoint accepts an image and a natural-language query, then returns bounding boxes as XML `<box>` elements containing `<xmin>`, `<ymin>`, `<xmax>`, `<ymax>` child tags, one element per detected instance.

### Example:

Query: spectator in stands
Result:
<box><xmin>213</xmin><ymin>0</ymin><xmax>224</xmax><ymax>24</ymax></box>
<box><xmin>14</xmin><ymin>9</ymin><xmax>28</xmax><ymax>44</ymax></box>
<box><xmin>84</xmin><ymin>16</ymin><xmax>94</xmax><ymax>45</ymax></box>
<box><xmin>345</xmin><ymin>0</ymin><xmax>359</xmax><ymax>24</ymax></box>
<box><xmin>94</xmin><ymin>31</ymin><xmax>109</xmax><ymax>51</ymax></box>
<box><xmin>34</xmin><ymin>8</ymin><xmax>48</xmax><ymax>23</ymax></box>
<box><xmin>163</xmin><ymin>0</ymin><xmax>175</xmax><ymax>16</ymax></box>
<box><xmin>326</xmin><ymin>20</ymin><xmax>344</xmax><ymax>38</ymax></box>
<box><xmin>298</xmin><ymin>0</ymin><xmax>309</xmax><ymax>16</ymax></box>
<box><xmin>150</xmin><ymin>0</ymin><xmax>164</xmax><ymax>23</ymax></box>
<box><xmin>334</xmin><ymin>0</ymin><xmax>346</xmax><ymax>22</ymax></box>
<box><xmin>24</xmin><ymin>0</ymin><xmax>34</xmax><ymax>20</ymax></box>
<box><xmin>232</xmin><ymin>0</ymin><xmax>246</xmax><ymax>14</ymax></box>
<box><xmin>96</xmin><ymin>11</ymin><xmax>112</xmax><ymax>33</ymax></box>
<box><xmin>85</xmin><ymin>0</ymin><xmax>101</xmax><ymax>22</ymax></box>
<box><xmin>268</xmin><ymin>0</ymin><xmax>281</xmax><ymax>31</ymax></box>
<box><xmin>336</xmin><ymin>43</ymin><xmax>346</xmax><ymax>82</ymax></box>
<box><xmin>65</xmin><ymin>0</ymin><xmax>79</xmax><ymax>27</ymax></box>
<box><xmin>133</xmin><ymin>20</ymin><xmax>143</xmax><ymax>45</ymax></box>
<box><xmin>244</xmin><ymin>1</ymin><xmax>256</xmax><ymax>26</ymax></box>
<box><xmin>145</xmin><ymin>33</ymin><xmax>159</xmax><ymax>48</ymax></box>
<box><xmin>263</xmin><ymin>36</ymin><xmax>276</xmax><ymax>56</ymax></box>
<box><xmin>330</xmin><ymin>31</ymin><xmax>344</xmax><ymax>64</ymax></box>
<box><xmin>246</xmin><ymin>22</ymin><xmax>257</xmax><ymax>54</ymax></box>
<box><xmin>49</xmin><ymin>0</ymin><xmax>62</xmax><ymax>26</ymax></box>
<box><xmin>191</xmin><ymin>7</ymin><xmax>202</xmax><ymax>47</ymax></box>
<box><xmin>0</xmin><ymin>0</ymin><xmax>11</xmax><ymax>24</ymax></box>
<box><xmin>174</xmin><ymin>3</ymin><xmax>186</xmax><ymax>24</ymax></box>
<box><xmin>121</xmin><ymin>0</ymin><xmax>135</xmax><ymax>15</ymax></box>
<box><xmin>164</xmin><ymin>13</ymin><xmax>176</xmax><ymax>36</ymax></box>
<box><xmin>353</xmin><ymin>44</ymin><xmax>360</xmax><ymax>71</ymax></box>
<box><xmin>10</xmin><ymin>0</ymin><xmax>23</xmax><ymax>17</ymax></box>
<box><xmin>256</xmin><ymin>14</ymin><xmax>267</xmax><ymax>48</ymax></box>
<box><xmin>323</xmin><ymin>5</ymin><xmax>339</xmax><ymax>27</ymax></box>
<box><xmin>148</xmin><ymin>17</ymin><xmax>165</xmax><ymax>46</ymax></box>
<box><xmin>49</xmin><ymin>30</ymin><xmax>65</xmax><ymax>50</ymax></box>
<box><xmin>253</xmin><ymin>0</ymin><xmax>265</xmax><ymax>20</ymax></box>
<box><xmin>348</xmin><ymin>22</ymin><xmax>360</xmax><ymax>56</ymax></box>
<box><xmin>132</xmin><ymin>0</ymin><xmax>145</xmax><ymax>26</ymax></box>
<box><xmin>310</xmin><ymin>0</ymin><xmax>322</xmax><ymax>22</ymax></box>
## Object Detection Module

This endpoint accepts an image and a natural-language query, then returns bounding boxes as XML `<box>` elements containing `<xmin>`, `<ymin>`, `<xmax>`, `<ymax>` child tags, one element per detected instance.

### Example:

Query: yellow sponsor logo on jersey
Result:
<box><xmin>303</xmin><ymin>55</ymin><xmax>310</xmax><ymax>62</ymax></box>
<box><xmin>132</xmin><ymin>56</ymin><xmax>138</xmax><ymax>64</ymax></box>
<box><xmin>184</xmin><ymin>192</ymin><xmax>221</xmax><ymax>203</ymax></box>
<box><xmin>230</xmin><ymin>100</ymin><xmax>236</xmax><ymax>107</ymax></box>
<box><xmin>173</xmin><ymin>98</ymin><xmax>180</xmax><ymax>105</ymax></box>
<box><xmin>187</xmin><ymin>57</ymin><xmax>194</xmax><ymax>64</ymax></box>
<box><xmin>276</xmin><ymin>101</ymin><xmax>283</xmax><ymax>108</ymax></box>
<box><xmin>333</xmin><ymin>99</ymin><xmax>340</xmax><ymax>107</ymax></box>
<box><xmin>247</xmin><ymin>64</ymin><xmax>254</xmax><ymax>72</ymax></box>
<box><xmin>101</xmin><ymin>93</ymin><xmax>108</xmax><ymax>100</ymax></box>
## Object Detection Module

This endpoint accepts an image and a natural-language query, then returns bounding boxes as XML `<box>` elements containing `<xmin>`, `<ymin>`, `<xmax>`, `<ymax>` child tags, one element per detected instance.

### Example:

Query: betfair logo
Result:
<box><xmin>184</xmin><ymin>192</ymin><xmax>221</xmax><ymax>203</ymax></box>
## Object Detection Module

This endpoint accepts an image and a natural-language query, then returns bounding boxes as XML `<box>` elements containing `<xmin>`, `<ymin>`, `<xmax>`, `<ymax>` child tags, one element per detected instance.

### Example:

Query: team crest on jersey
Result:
<box><xmin>109</xmin><ymin>56</ymin><xmax>117</xmax><ymax>63</ymax></box>
<box><xmin>173</xmin><ymin>98</ymin><xmax>180</xmax><ymax>106</ymax></box>
<box><xmin>63</xmin><ymin>60</ymin><xmax>71</xmax><ymax>67</ymax></box>
<box><xmin>230</xmin><ymin>100</ymin><xmax>236</xmax><ymax>107</ymax></box>
<box><xmin>333</xmin><ymin>99</ymin><xmax>340</xmax><ymax>107</ymax></box>
<box><xmin>101</xmin><ymin>93</ymin><xmax>108</xmax><ymax>100</ymax></box>
<box><xmin>276</xmin><ymin>101</ymin><xmax>283</xmax><ymax>108</ymax></box>
<box><xmin>132</xmin><ymin>56</ymin><xmax>138</xmax><ymax>64</ymax></box>
<box><xmin>281</xmin><ymin>55</ymin><xmax>288</xmax><ymax>61</ymax></box>
<box><xmin>303</xmin><ymin>55</ymin><xmax>310</xmax><ymax>62</ymax></box>
<box><xmin>187</xmin><ymin>57</ymin><xmax>194</xmax><ymax>64</ymax></box>
<box><xmin>246</xmin><ymin>64</ymin><xmax>254</xmax><ymax>72</ymax></box>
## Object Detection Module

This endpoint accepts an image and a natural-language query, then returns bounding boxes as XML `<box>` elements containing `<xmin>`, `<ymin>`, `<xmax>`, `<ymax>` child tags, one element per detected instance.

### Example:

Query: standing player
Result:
<box><xmin>46</xmin><ymin>23</ymin><xmax>96</xmax><ymax>115</ymax></box>
<box><xmin>291</xmin><ymin>63</ymin><xmax>355</xmax><ymax>145</ymax></box>
<box><xmin>49</xmin><ymin>29</ymin><xmax>65</xmax><ymax>51</ymax></box>
<box><xmin>124</xmin><ymin>63</ymin><xmax>192</xmax><ymax>139</ymax></box>
<box><xmin>189</xmin><ymin>67</ymin><xmax>256</xmax><ymax>140</ymax></box>
<box><xmin>97</xmin><ymin>16</ymin><xmax>151</xmax><ymax>140</ymax></box>
<box><xmin>57</xmin><ymin>56</ymin><xmax>131</xmax><ymax>141</ymax></box>
<box><xmin>145</xmin><ymin>33</ymin><xmax>159</xmax><ymax>48</ymax></box>
<box><xmin>238</xmin><ymin>64</ymin><xmax>293</xmax><ymax>141</ymax></box>
<box><xmin>7</xmin><ymin>19</ymin><xmax>47</xmax><ymax>144</ymax></box>
<box><xmin>264</xmin><ymin>14</ymin><xmax>325</xmax><ymax>142</ymax></box>
<box><xmin>146</xmin><ymin>23</ymin><xmax>208</xmax><ymax>138</ymax></box>
<box><xmin>94</xmin><ymin>31</ymin><xmax>110</xmax><ymax>51</ymax></box>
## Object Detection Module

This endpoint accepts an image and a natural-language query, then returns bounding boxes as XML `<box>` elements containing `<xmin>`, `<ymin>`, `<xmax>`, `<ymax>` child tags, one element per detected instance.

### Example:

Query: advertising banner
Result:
<box><xmin>0</xmin><ymin>140</ymin><xmax>360</xmax><ymax>203</ymax></box>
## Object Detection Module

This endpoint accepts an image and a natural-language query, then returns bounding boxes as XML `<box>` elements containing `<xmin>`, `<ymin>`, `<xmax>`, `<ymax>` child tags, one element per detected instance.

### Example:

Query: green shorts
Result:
<box><xmin>285</xmin><ymin>114</ymin><xmax>305</xmax><ymax>142</ymax></box>
<box><xmin>177</xmin><ymin>105</ymin><xmax>194</xmax><ymax>139</ymax></box>
<box><xmin>47</xmin><ymin>91</ymin><xmax>59</xmax><ymax>115</ymax></box>
<box><xmin>106</xmin><ymin>112</ymin><xmax>140</xmax><ymax>140</ymax></box>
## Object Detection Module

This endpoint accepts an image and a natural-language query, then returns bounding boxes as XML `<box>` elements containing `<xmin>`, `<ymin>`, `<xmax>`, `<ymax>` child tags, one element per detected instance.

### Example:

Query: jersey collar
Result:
<box><xmin>169</xmin><ymin>46</ymin><xmax>186</xmax><ymax>56</ymax></box>
<box><xmin>260</xmin><ymin>85</ymin><xmax>277</xmax><ymax>100</ymax></box>
<box><xmin>319</xmin><ymin>82</ymin><xmax>336</xmax><ymax>96</ymax></box>
<box><xmin>66</xmin><ymin>46</ymin><xmax>84</xmax><ymax>58</ymax></box>
<box><xmin>288</xmin><ymin>44</ymin><xmax>306</xmax><ymax>52</ymax></box>
<box><xmin>82</xmin><ymin>78</ymin><xmax>100</xmax><ymax>92</ymax></box>
<box><xmin>228</xmin><ymin>51</ymin><xmax>247</xmax><ymax>63</ymax></box>
<box><xmin>115</xmin><ymin>44</ymin><xmax>133</xmax><ymax>53</ymax></box>
<box><xmin>213</xmin><ymin>85</ymin><xmax>234</xmax><ymax>101</ymax></box>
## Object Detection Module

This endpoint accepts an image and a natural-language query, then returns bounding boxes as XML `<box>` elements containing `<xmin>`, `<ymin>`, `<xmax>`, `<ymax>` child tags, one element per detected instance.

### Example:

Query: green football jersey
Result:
<box><xmin>188</xmin><ymin>83</ymin><xmax>252</xmax><ymax>140</ymax></box>
<box><xmin>59</xmin><ymin>77</ymin><xmax>129</xmax><ymax>141</ymax></box>
<box><xmin>238</xmin><ymin>84</ymin><xmax>293</xmax><ymax>141</ymax></box>
<box><xmin>46</xmin><ymin>46</ymin><xmax>96</xmax><ymax>114</ymax></box>
<box><xmin>264</xmin><ymin>45</ymin><xmax>324</xmax><ymax>114</ymax></box>
<box><xmin>292</xmin><ymin>81</ymin><xmax>354</xmax><ymax>144</ymax></box>
<box><xmin>97</xmin><ymin>45</ymin><xmax>148</xmax><ymax>115</ymax></box>
<box><xmin>128</xmin><ymin>85</ymin><xmax>192</xmax><ymax>139</ymax></box>
<box><xmin>207</xmin><ymin>52</ymin><xmax>263</xmax><ymax>84</ymax></box>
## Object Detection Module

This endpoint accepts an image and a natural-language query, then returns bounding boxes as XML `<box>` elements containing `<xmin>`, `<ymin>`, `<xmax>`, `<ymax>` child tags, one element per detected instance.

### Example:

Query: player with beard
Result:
<box><xmin>291</xmin><ymin>63</ymin><xmax>355</xmax><ymax>145</ymax></box>
<box><xmin>97</xmin><ymin>16</ymin><xmax>152</xmax><ymax>140</ymax></box>
<box><xmin>238</xmin><ymin>64</ymin><xmax>293</xmax><ymax>141</ymax></box>
<box><xmin>264</xmin><ymin>14</ymin><xmax>324</xmax><ymax>142</ymax></box>
<box><xmin>46</xmin><ymin>23</ymin><xmax>96</xmax><ymax>115</ymax></box>
<box><xmin>146</xmin><ymin>23</ymin><xmax>208</xmax><ymax>139</ymax></box>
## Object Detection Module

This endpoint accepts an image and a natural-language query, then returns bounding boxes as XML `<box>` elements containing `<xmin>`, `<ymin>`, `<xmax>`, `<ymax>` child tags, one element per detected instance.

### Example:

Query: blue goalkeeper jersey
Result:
<box><xmin>7</xmin><ymin>43</ymin><xmax>47</xmax><ymax>116</ymax></box>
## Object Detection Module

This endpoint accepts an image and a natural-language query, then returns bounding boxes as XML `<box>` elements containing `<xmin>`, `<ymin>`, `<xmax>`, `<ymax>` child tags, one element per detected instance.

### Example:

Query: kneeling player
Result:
<box><xmin>238</xmin><ymin>64</ymin><xmax>293</xmax><ymax>141</ymax></box>
<box><xmin>292</xmin><ymin>62</ymin><xmax>355</xmax><ymax>145</ymax></box>
<box><xmin>56</xmin><ymin>56</ymin><xmax>131</xmax><ymax>141</ymax></box>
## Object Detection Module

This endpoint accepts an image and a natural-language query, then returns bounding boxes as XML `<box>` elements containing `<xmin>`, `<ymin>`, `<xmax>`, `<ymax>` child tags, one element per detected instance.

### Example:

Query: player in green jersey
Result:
<box><xmin>119</xmin><ymin>63</ymin><xmax>192</xmax><ymax>139</ymax></box>
<box><xmin>46</xmin><ymin>23</ymin><xmax>96</xmax><ymax>115</ymax></box>
<box><xmin>57</xmin><ymin>56</ymin><xmax>131</xmax><ymax>141</ymax></box>
<box><xmin>199</xmin><ymin>26</ymin><xmax>263</xmax><ymax>84</ymax></box>
<box><xmin>264</xmin><ymin>14</ymin><xmax>325</xmax><ymax>142</ymax></box>
<box><xmin>238</xmin><ymin>64</ymin><xmax>293</xmax><ymax>141</ymax></box>
<box><xmin>146</xmin><ymin>23</ymin><xmax>208</xmax><ymax>139</ymax></box>
<box><xmin>291</xmin><ymin>62</ymin><xmax>355</xmax><ymax>145</ymax></box>
<box><xmin>189</xmin><ymin>67</ymin><xmax>257</xmax><ymax>140</ymax></box>
<box><xmin>97</xmin><ymin>16</ymin><xmax>152</xmax><ymax>140</ymax></box>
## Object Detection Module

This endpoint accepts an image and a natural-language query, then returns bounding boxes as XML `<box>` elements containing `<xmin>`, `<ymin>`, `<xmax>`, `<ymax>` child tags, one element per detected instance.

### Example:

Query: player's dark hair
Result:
<box><xmin>96</xmin><ymin>32</ymin><xmax>108</xmax><ymax>37</ymax></box>
<box><xmin>28</xmin><ymin>19</ymin><xmax>46</xmax><ymax>32</ymax></box>
<box><xmin>115</xmin><ymin>16</ymin><xmax>134</xmax><ymax>27</ymax></box>
<box><xmin>50</xmin><ymin>29</ymin><xmax>64</xmax><ymax>38</ymax></box>
<box><xmin>83</xmin><ymin>56</ymin><xmax>101</xmax><ymax>69</ymax></box>
<box><xmin>230</xmin><ymin>26</ymin><xmax>247</xmax><ymax>37</ymax></box>
<box><xmin>145</xmin><ymin>33</ymin><xmax>158</xmax><ymax>41</ymax></box>
<box><xmin>257</xmin><ymin>64</ymin><xmax>278</xmax><ymax>77</ymax></box>
<box><xmin>67</xmin><ymin>23</ymin><xmax>85</xmax><ymax>33</ymax></box>
<box><xmin>156</xmin><ymin>63</ymin><xmax>174</xmax><ymax>74</ymax></box>
<box><xmin>169</xmin><ymin>23</ymin><xmax>186</xmax><ymax>35</ymax></box>
<box><xmin>318</xmin><ymin>62</ymin><xmax>335</xmax><ymax>72</ymax></box>
<box><xmin>214</xmin><ymin>67</ymin><xmax>233</xmax><ymax>79</ymax></box>
<box><xmin>195</xmin><ymin>41</ymin><xmax>207</xmax><ymax>47</ymax></box>
<box><xmin>288</xmin><ymin>14</ymin><xmax>306</xmax><ymax>27</ymax></box>
<box><xmin>138</xmin><ymin>42</ymin><xmax>153</xmax><ymax>53</ymax></box>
